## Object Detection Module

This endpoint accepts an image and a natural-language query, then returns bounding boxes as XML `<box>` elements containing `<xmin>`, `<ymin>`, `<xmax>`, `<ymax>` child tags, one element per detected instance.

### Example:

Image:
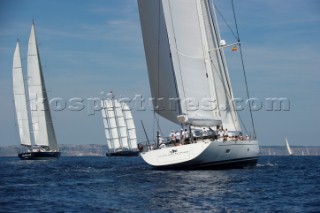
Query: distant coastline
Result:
<box><xmin>0</xmin><ymin>144</ymin><xmax>319</xmax><ymax>157</ymax></box>
<box><xmin>0</xmin><ymin>144</ymin><xmax>108</xmax><ymax>157</ymax></box>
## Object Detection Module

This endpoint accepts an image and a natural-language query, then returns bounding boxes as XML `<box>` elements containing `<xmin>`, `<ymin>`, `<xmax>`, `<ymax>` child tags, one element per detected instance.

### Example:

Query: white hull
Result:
<box><xmin>140</xmin><ymin>139</ymin><xmax>259</xmax><ymax>169</ymax></box>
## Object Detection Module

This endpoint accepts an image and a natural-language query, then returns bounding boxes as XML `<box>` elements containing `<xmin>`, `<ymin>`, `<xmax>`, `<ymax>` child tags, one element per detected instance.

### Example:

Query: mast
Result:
<box><xmin>27</xmin><ymin>22</ymin><xmax>58</xmax><ymax>150</ymax></box>
<box><xmin>13</xmin><ymin>41</ymin><xmax>32</xmax><ymax>147</ymax></box>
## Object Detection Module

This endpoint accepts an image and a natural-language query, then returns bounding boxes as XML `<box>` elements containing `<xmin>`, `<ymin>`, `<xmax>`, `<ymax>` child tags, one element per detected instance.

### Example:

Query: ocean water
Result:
<box><xmin>0</xmin><ymin>156</ymin><xmax>319</xmax><ymax>212</ymax></box>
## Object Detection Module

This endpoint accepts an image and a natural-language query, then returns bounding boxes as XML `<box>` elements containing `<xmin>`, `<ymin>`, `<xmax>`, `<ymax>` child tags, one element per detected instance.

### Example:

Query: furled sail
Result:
<box><xmin>101</xmin><ymin>99</ymin><xmax>130</xmax><ymax>152</ymax></box>
<box><xmin>138</xmin><ymin>0</ymin><xmax>240</xmax><ymax>131</ymax></box>
<box><xmin>13</xmin><ymin>42</ymin><xmax>32</xmax><ymax>147</ymax></box>
<box><xmin>27</xmin><ymin>23</ymin><xmax>58</xmax><ymax>150</ymax></box>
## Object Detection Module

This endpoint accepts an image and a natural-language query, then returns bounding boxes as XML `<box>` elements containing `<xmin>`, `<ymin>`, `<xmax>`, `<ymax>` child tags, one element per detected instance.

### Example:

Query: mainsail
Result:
<box><xmin>138</xmin><ymin>0</ymin><xmax>240</xmax><ymax>131</ymax></box>
<box><xmin>13</xmin><ymin>41</ymin><xmax>32</xmax><ymax>147</ymax></box>
<box><xmin>101</xmin><ymin>99</ymin><xmax>137</xmax><ymax>152</ymax></box>
<box><xmin>27</xmin><ymin>23</ymin><xmax>58</xmax><ymax>150</ymax></box>
<box><xmin>122</xmin><ymin>103</ymin><xmax>138</xmax><ymax>149</ymax></box>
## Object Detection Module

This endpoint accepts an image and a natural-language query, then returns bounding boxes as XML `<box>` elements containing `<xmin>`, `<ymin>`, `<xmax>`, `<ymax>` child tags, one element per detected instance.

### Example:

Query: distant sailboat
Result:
<box><xmin>13</xmin><ymin>22</ymin><xmax>60</xmax><ymax>160</ymax></box>
<box><xmin>137</xmin><ymin>0</ymin><xmax>259</xmax><ymax>169</ymax></box>
<box><xmin>101</xmin><ymin>92</ymin><xmax>139</xmax><ymax>156</ymax></box>
<box><xmin>306</xmin><ymin>147</ymin><xmax>310</xmax><ymax>155</ymax></box>
<box><xmin>285</xmin><ymin>137</ymin><xmax>293</xmax><ymax>156</ymax></box>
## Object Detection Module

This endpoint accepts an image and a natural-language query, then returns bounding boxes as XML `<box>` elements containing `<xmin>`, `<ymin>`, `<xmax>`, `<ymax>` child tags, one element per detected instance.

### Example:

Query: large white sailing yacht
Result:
<box><xmin>137</xmin><ymin>0</ymin><xmax>259</xmax><ymax>169</ymax></box>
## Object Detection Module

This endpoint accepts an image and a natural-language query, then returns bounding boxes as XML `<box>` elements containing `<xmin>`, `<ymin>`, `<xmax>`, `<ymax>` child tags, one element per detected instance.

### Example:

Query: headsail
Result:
<box><xmin>138</xmin><ymin>0</ymin><xmax>240</xmax><ymax>131</ymax></box>
<box><xmin>27</xmin><ymin>23</ymin><xmax>58</xmax><ymax>150</ymax></box>
<box><xmin>13</xmin><ymin>41</ymin><xmax>32</xmax><ymax>147</ymax></box>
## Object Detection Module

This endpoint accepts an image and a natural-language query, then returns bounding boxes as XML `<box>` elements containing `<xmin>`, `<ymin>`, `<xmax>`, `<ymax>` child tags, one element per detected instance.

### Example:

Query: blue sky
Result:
<box><xmin>0</xmin><ymin>0</ymin><xmax>319</xmax><ymax>147</ymax></box>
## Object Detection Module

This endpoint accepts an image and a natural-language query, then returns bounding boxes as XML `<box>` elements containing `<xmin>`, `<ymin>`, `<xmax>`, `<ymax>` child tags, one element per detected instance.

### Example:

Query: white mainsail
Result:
<box><xmin>285</xmin><ymin>137</ymin><xmax>293</xmax><ymax>155</ymax></box>
<box><xmin>138</xmin><ymin>0</ymin><xmax>240</xmax><ymax>131</ymax></box>
<box><xmin>101</xmin><ymin>99</ymin><xmax>132</xmax><ymax>152</ymax></box>
<box><xmin>27</xmin><ymin>23</ymin><xmax>58</xmax><ymax>150</ymax></box>
<box><xmin>13</xmin><ymin>41</ymin><xmax>32</xmax><ymax>147</ymax></box>
<box><xmin>122</xmin><ymin>103</ymin><xmax>138</xmax><ymax>150</ymax></box>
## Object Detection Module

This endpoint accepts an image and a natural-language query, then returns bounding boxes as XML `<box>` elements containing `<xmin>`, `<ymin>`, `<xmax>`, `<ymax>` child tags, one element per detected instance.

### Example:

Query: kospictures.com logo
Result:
<box><xmin>28</xmin><ymin>92</ymin><xmax>290</xmax><ymax>115</ymax></box>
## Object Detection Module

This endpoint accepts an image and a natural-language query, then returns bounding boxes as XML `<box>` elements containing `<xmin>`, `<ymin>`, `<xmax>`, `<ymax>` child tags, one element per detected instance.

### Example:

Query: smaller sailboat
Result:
<box><xmin>285</xmin><ymin>137</ymin><xmax>293</xmax><ymax>156</ymax></box>
<box><xmin>306</xmin><ymin>147</ymin><xmax>310</xmax><ymax>155</ymax></box>
<box><xmin>101</xmin><ymin>92</ymin><xmax>139</xmax><ymax>156</ymax></box>
<box><xmin>13</xmin><ymin>22</ymin><xmax>60</xmax><ymax>160</ymax></box>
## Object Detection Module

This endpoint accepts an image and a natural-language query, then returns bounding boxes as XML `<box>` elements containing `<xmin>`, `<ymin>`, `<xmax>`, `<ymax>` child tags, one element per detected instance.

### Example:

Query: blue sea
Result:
<box><xmin>0</xmin><ymin>156</ymin><xmax>319</xmax><ymax>212</ymax></box>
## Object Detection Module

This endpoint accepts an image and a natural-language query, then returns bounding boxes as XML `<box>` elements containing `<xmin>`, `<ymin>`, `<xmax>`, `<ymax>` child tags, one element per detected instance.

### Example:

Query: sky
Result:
<box><xmin>0</xmin><ymin>0</ymin><xmax>319</xmax><ymax>147</ymax></box>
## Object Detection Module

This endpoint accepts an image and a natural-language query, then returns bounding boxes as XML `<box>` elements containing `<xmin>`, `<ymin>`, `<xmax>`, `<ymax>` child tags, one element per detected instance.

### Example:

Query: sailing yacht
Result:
<box><xmin>101</xmin><ymin>92</ymin><xmax>139</xmax><ymax>156</ymax></box>
<box><xmin>137</xmin><ymin>0</ymin><xmax>259</xmax><ymax>169</ymax></box>
<box><xmin>13</xmin><ymin>23</ymin><xmax>60</xmax><ymax>160</ymax></box>
<box><xmin>285</xmin><ymin>137</ymin><xmax>293</xmax><ymax>156</ymax></box>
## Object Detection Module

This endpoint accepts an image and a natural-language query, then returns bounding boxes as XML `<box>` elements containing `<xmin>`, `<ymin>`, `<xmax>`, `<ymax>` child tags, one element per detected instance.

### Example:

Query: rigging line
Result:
<box><xmin>210</xmin><ymin>2</ymin><xmax>234</xmax><ymax>102</ymax></box>
<box><xmin>140</xmin><ymin>120</ymin><xmax>150</xmax><ymax>146</ymax></box>
<box><xmin>231</xmin><ymin>0</ymin><xmax>240</xmax><ymax>42</ymax></box>
<box><xmin>212</xmin><ymin>1</ymin><xmax>238</xmax><ymax>41</ymax></box>
<box><xmin>154</xmin><ymin>114</ymin><xmax>164</xmax><ymax>138</ymax></box>
<box><xmin>238</xmin><ymin>45</ymin><xmax>256</xmax><ymax>138</ymax></box>
<box><xmin>237</xmin><ymin>111</ymin><xmax>248</xmax><ymax>135</ymax></box>
<box><xmin>231</xmin><ymin>0</ymin><xmax>257</xmax><ymax>138</ymax></box>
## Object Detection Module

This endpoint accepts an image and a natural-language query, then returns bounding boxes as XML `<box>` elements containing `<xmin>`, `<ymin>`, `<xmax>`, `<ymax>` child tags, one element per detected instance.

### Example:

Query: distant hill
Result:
<box><xmin>0</xmin><ymin>145</ymin><xmax>319</xmax><ymax>157</ymax></box>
